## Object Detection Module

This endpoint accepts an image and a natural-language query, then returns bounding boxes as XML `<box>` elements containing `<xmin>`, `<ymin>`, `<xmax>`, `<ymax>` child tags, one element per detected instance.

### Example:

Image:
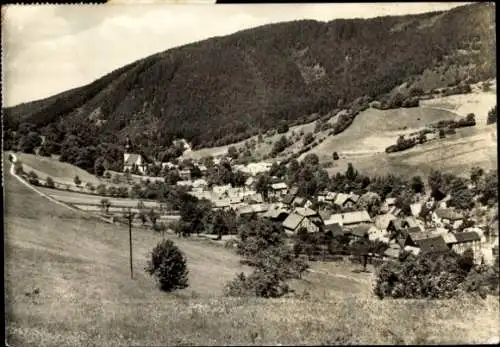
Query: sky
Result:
<box><xmin>2</xmin><ymin>2</ymin><xmax>469</xmax><ymax>107</ymax></box>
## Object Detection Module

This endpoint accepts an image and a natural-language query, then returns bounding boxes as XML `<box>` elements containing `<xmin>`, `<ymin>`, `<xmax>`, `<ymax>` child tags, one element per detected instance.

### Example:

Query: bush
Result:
<box><xmin>86</xmin><ymin>182</ymin><xmax>95</xmax><ymax>192</ymax></box>
<box><xmin>74</xmin><ymin>175</ymin><xmax>82</xmax><ymax>186</ymax></box>
<box><xmin>332</xmin><ymin>152</ymin><xmax>339</xmax><ymax>160</ymax></box>
<box><xmin>96</xmin><ymin>184</ymin><xmax>107</xmax><ymax>196</ymax></box>
<box><xmin>225</xmin><ymin>270</ymin><xmax>290</xmax><ymax>298</ymax></box>
<box><xmin>27</xmin><ymin>171</ymin><xmax>40</xmax><ymax>186</ymax></box>
<box><xmin>14</xmin><ymin>161</ymin><xmax>24</xmax><ymax>175</ymax></box>
<box><xmin>145</xmin><ymin>239</ymin><xmax>189</xmax><ymax>292</ymax></box>
<box><xmin>45</xmin><ymin>176</ymin><xmax>55</xmax><ymax>188</ymax></box>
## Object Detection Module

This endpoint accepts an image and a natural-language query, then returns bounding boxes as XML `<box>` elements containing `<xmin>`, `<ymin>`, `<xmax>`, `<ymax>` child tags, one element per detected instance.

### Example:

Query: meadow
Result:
<box><xmin>4</xmin><ymin>157</ymin><xmax>499</xmax><ymax>346</ymax></box>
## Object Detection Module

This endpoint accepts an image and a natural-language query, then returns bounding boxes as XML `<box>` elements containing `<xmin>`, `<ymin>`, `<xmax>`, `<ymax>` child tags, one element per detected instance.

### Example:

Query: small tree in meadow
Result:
<box><xmin>332</xmin><ymin>152</ymin><xmax>339</xmax><ymax>161</ymax></box>
<box><xmin>74</xmin><ymin>175</ymin><xmax>82</xmax><ymax>186</ymax></box>
<box><xmin>45</xmin><ymin>176</ymin><xmax>55</xmax><ymax>188</ymax></box>
<box><xmin>145</xmin><ymin>239</ymin><xmax>189</xmax><ymax>292</ymax></box>
<box><xmin>100</xmin><ymin>198</ymin><xmax>111</xmax><ymax>214</ymax></box>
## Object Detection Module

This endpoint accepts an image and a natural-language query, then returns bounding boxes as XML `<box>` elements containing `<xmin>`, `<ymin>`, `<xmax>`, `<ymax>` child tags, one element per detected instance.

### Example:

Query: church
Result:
<box><xmin>123</xmin><ymin>137</ymin><xmax>148</xmax><ymax>175</ymax></box>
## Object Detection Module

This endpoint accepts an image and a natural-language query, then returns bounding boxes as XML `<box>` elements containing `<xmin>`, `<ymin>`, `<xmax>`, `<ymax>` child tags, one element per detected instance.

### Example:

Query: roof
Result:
<box><xmin>349</xmin><ymin>224</ymin><xmax>370</xmax><ymax>238</ymax></box>
<box><xmin>415</xmin><ymin>236</ymin><xmax>449</xmax><ymax>254</ymax></box>
<box><xmin>252</xmin><ymin>203</ymin><xmax>269</xmax><ymax>214</ymax></box>
<box><xmin>230</xmin><ymin>196</ymin><xmax>243</xmax><ymax>204</ymax></box>
<box><xmin>294</xmin><ymin>207</ymin><xmax>318</xmax><ymax>218</ymax></box>
<box><xmin>214</xmin><ymin>199</ymin><xmax>230</xmax><ymax>208</ymax></box>
<box><xmin>434</xmin><ymin>208</ymin><xmax>464</xmax><ymax>221</ymax></box>
<box><xmin>375</xmin><ymin>213</ymin><xmax>397</xmax><ymax>230</ymax></box>
<box><xmin>385</xmin><ymin>197</ymin><xmax>397</xmax><ymax>205</ymax></box>
<box><xmin>349</xmin><ymin>194</ymin><xmax>360</xmax><ymax>203</ymax></box>
<box><xmin>453</xmin><ymin>231</ymin><xmax>481</xmax><ymax>243</ymax></box>
<box><xmin>327</xmin><ymin>210</ymin><xmax>371</xmax><ymax>226</ymax></box>
<box><xmin>192</xmin><ymin>179</ymin><xmax>208</xmax><ymax>188</ymax></box>
<box><xmin>325</xmin><ymin>214</ymin><xmax>343</xmax><ymax>226</ymax></box>
<box><xmin>325</xmin><ymin>223</ymin><xmax>343</xmax><ymax>235</ymax></box>
<box><xmin>263</xmin><ymin>208</ymin><xmax>289</xmax><ymax>220</ymax></box>
<box><xmin>124</xmin><ymin>153</ymin><xmax>141</xmax><ymax>166</ymax></box>
<box><xmin>282</xmin><ymin>213</ymin><xmax>305</xmax><ymax>231</ymax></box>
<box><xmin>384</xmin><ymin>247</ymin><xmax>400</xmax><ymax>259</ymax></box>
<box><xmin>442</xmin><ymin>233</ymin><xmax>458</xmax><ymax>244</ymax></box>
<box><xmin>405</xmin><ymin>216</ymin><xmax>420</xmax><ymax>228</ymax></box>
<box><xmin>403</xmin><ymin>245</ymin><xmax>421</xmax><ymax>256</ymax></box>
<box><xmin>293</xmin><ymin>196</ymin><xmax>306</xmax><ymax>206</ymax></box>
<box><xmin>245</xmin><ymin>194</ymin><xmax>264</xmax><ymax>204</ymax></box>
<box><xmin>271</xmin><ymin>182</ymin><xmax>288</xmax><ymax>190</ymax></box>
<box><xmin>282</xmin><ymin>194</ymin><xmax>295</xmax><ymax>205</ymax></box>
<box><xmin>334</xmin><ymin>193</ymin><xmax>352</xmax><ymax>206</ymax></box>
<box><xmin>238</xmin><ymin>205</ymin><xmax>255</xmax><ymax>215</ymax></box>
<box><xmin>245</xmin><ymin>177</ymin><xmax>255</xmax><ymax>186</ymax></box>
<box><xmin>406</xmin><ymin>226</ymin><xmax>422</xmax><ymax>234</ymax></box>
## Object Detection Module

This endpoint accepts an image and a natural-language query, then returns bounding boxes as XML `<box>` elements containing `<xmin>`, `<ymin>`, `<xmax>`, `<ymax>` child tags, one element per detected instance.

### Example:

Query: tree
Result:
<box><xmin>470</xmin><ymin>166</ymin><xmax>484</xmax><ymax>185</ymax></box>
<box><xmin>255</xmin><ymin>174</ymin><xmax>271</xmax><ymax>201</ymax></box>
<box><xmin>332</xmin><ymin>152</ymin><xmax>339</xmax><ymax>160</ymax></box>
<box><xmin>94</xmin><ymin>157</ymin><xmax>106</xmax><ymax>176</ymax></box>
<box><xmin>345</xmin><ymin>163</ymin><xmax>358</xmax><ymax>181</ymax></box>
<box><xmin>18</xmin><ymin>131</ymin><xmax>42</xmax><ymax>154</ymax></box>
<box><xmin>86</xmin><ymin>182</ymin><xmax>95</xmax><ymax>192</ymax></box>
<box><xmin>74</xmin><ymin>175</ymin><xmax>82</xmax><ymax>186</ymax></box>
<box><xmin>486</xmin><ymin>105</ymin><xmax>497</xmax><ymax>125</ymax></box>
<box><xmin>45</xmin><ymin>176</ymin><xmax>55</xmax><ymax>188</ymax></box>
<box><xmin>439</xmin><ymin>129</ymin><xmax>446</xmax><ymax>139</ymax></box>
<box><xmin>411</xmin><ymin>176</ymin><xmax>425</xmax><ymax>194</ymax></box>
<box><xmin>227</xmin><ymin>146</ymin><xmax>239</xmax><ymax>160</ymax></box>
<box><xmin>303</xmin><ymin>132</ymin><xmax>314</xmax><ymax>146</ymax></box>
<box><xmin>145</xmin><ymin>239</ymin><xmax>189</xmax><ymax>292</ymax></box>
<box><xmin>277</xmin><ymin>123</ymin><xmax>289</xmax><ymax>134</ymax></box>
<box><xmin>302</xmin><ymin>153</ymin><xmax>319</xmax><ymax>168</ymax></box>
<box><xmin>271</xmin><ymin>135</ymin><xmax>289</xmax><ymax>156</ymax></box>
<box><xmin>148</xmin><ymin>208</ymin><xmax>159</xmax><ymax>229</ymax></box>
<box><xmin>100</xmin><ymin>198</ymin><xmax>111</xmax><ymax>214</ymax></box>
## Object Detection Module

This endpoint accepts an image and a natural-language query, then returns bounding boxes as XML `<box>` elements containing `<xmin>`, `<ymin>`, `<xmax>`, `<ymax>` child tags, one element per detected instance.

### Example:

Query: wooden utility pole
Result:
<box><xmin>123</xmin><ymin>208</ymin><xmax>136</xmax><ymax>279</ymax></box>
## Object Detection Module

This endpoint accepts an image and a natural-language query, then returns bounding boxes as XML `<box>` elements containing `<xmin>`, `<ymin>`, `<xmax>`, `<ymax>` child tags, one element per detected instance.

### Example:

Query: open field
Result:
<box><xmin>4</xmin><ymin>157</ymin><xmax>499</xmax><ymax>345</ymax></box>
<box><xmin>16</xmin><ymin>152</ymin><xmax>102</xmax><ymax>186</ymax></box>
<box><xmin>35</xmin><ymin>186</ymin><xmax>160</xmax><ymax>208</ymax></box>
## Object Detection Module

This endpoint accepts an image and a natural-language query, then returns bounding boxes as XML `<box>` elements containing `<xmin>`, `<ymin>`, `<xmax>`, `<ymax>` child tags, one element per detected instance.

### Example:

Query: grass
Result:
<box><xmin>16</xmin><ymin>152</ymin><xmax>102</xmax><ymax>186</ymax></box>
<box><xmin>5</xmin><ymin>158</ymin><xmax>499</xmax><ymax>345</ymax></box>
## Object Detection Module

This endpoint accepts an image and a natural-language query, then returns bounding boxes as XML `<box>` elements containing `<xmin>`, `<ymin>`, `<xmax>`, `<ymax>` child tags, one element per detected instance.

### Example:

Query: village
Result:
<box><xmin>116</xmin><ymin>135</ymin><xmax>499</xmax><ymax>267</ymax></box>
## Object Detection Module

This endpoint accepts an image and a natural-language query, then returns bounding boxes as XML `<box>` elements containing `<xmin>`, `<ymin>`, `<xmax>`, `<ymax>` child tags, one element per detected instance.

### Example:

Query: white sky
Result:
<box><xmin>2</xmin><ymin>2</ymin><xmax>468</xmax><ymax>107</ymax></box>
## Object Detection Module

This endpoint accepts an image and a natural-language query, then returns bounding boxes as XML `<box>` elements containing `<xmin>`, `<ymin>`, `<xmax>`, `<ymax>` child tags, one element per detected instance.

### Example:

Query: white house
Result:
<box><xmin>123</xmin><ymin>153</ymin><xmax>148</xmax><ymax>174</ymax></box>
<box><xmin>432</xmin><ymin>208</ymin><xmax>464</xmax><ymax>229</ymax></box>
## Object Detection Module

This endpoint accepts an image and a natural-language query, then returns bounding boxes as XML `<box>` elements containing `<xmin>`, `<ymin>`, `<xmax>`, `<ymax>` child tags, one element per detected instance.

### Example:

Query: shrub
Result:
<box><xmin>145</xmin><ymin>239</ymin><xmax>189</xmax><ymax>292</ymax></box>
<box><xmin>332</xmin><ymin>152</ymin><xmax>339</xmax><ymax>160</ymax></box>
<box><xmin>14</xmin><ymin>161</ymin><xmax>24</xmax><ymax>175</ymax></box>
<box><xmin>96</xmin><ymin>184</ymin><xmax>107</xmax><ymax>196</ymax></box>
<box><xmin>103</xmin><ymin>171</ymin><xmax>111</xmax><ymax>179</ymax></box>
<box><xmin>225</xmin><ymin>270</ymin><xmax>290</xmax><ymax>298</ymax></box>
<box><xmin>74</xmin><ymin>175</ymin><xmax>82</xmax><ymax>186</ymax></box>
<box><xmin>86</xmin><ymin>182</ymin><xmax>95</xmax><ymax>192</ymax></box>
<box><xmin>45</xmin><ymin>176</ymin><xmax>55</xmax><ymax>188</ymax></box>
<box><xmin>153</xmin><ymin>222</ymin><xmax>166</xmax><ymax>233</ymax></box>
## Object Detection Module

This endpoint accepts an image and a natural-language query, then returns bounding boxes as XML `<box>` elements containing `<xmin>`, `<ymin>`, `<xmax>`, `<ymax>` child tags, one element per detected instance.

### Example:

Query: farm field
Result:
<box><xmin>4</xmin><ymin>157</ymin><xmax>499</xmax><ymax>345</ymax></box>
<box><xmin>16</xmin><ymin>152</ymin><xmax>102</xmax><ymax>186</ymax></box>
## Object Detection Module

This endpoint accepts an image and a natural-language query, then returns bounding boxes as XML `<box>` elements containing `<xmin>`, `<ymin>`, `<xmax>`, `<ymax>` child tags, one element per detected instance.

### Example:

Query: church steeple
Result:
<box><xmin>125</xmin><ymin>136</ymin><xmax>132</xmax><ymax>153</ymax></box>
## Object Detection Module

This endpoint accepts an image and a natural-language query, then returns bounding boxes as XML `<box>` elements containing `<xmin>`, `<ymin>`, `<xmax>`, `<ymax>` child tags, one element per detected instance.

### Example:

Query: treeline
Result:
<box><xmin>3</xmin><ymin>3</ymin><xmax>495</xmax><ymax>154</ymax></box>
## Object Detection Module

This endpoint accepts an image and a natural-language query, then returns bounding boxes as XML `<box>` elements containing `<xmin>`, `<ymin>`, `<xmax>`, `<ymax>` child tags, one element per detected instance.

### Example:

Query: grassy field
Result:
<box><xmin>16</xmin><ymin>153</ymin><xmax>102</xmax><ymax>186</ymax></box>
<box><xmin>4</xmin><ymin>158</ymin><xmax>499</xmax><ymax>345</ymax></box>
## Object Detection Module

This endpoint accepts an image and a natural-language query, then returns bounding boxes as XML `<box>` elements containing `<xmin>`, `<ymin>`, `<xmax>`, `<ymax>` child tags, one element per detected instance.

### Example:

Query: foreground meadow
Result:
<box><xmin>4</xmin><ymin>158</ymin><xmax>499</xmax><ymax>346</ymax></box>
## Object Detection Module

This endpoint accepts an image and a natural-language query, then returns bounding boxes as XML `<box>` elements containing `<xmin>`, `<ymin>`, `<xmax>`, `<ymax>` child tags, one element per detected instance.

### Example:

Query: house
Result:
<box><xmin>325</xmin><ymin>192</ymin><xmax>338</xmax><ymax>202</ymax></box>
<box><xmin>282</xmin><ymin>194</ymin><xmax>296</xmax><ymax>206</ymax></box>
<box><xmin>238</xmin><ymin>203</ymin><xmax>269</xmax><ymax>217</ymax></box>
<box><xmin>192</xmin><ymin>179</ymin><xmax>208</xmax><ymax>189</ymax></box>
<box><xmin>214</xmin><ymin>199</ymin><xmax>231</xmax><ymax>210</ymax></box>
<box><xmin>319</xmin><ymin>209</ymin><xmax>333</xmax><ymax>222</ymax></box>
<box><xmin>414</xmin><ymin>235</ymin><xmax>449</xmax><ymax>254</ymax></box>
<box><xmin>263</xmin><ymin>207</ymin><xmax>290</xmax><ymax>222</ymax></box>
<box><xmin>288</xmin><ymin>186</ymin><xmax>299</xmax><ymax>197</ymax></box>
<box><xmin>244</xmin><ymin>193</ymin><xmax>264</xmax><ymax>204</ymax></box>
<box><xmin>383</xmin><ymin>244</ymin><xmax>401</xmax><ymax>260</ymax></box>
<box><xmin>304</xmin><ymin>200</ymin><xmax>313</xmax><ymax>209</ymax></box>
<box><xmin>123</xmin><ymin>153</ymin><xmax>148</xmax><ymax>174</ymax></box>
<box><xmin>348</xmin><ymin>224</ymin><xmax>371</xmax><ymax>241</ymax></box>
<box><xmin>326</xmin><ymin>210</ymin><xmax>372</xmax><ymax>227</ymax></box>
<box><xmin>432</xmin><ymin>208</ymin><xmax>464</xmax><ymax>229</ymax></box>
<box><xmin>282</xmin><ymin>212</ymin><xmax>321</xmax><ymax>235</ymax></box>
<box><xmin>294</xmin><ymin>207</ymin><xmax>322</xmax><ymax>222</ymax></box>
<box><xmin>448</xmin><ymin>231</ymin><xmax>482</xmax><ymax>262</ymax></box>
<box><xmin>333</xmin><ymin>193</ymin><xmax>357</xmax><ymax>209</ymax></box>
<box><xmin>213</xmin><ymin>184</ymin><xmax>231</xmax><ymax>195</ymax></box>
<box><xmin>488</xmin><ymin>220</ymin><xmax>499</xmax><ymax>245</ymax></box>
<box><xmin>403</xmin><ymin>245</ymin><xmax>421</xmax><ymax>256</ymax></box>
<box><xmin>270</xmin><ymin>182</ymin><xmax>288</xmax><ymax>197</ymax></box>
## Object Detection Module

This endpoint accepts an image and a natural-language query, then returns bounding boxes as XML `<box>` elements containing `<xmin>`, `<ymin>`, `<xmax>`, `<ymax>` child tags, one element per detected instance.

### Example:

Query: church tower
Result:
<box><xmin>124</xmin><ymin>136</ymin><xmax>133</xmax><ymax>164</ymax></box>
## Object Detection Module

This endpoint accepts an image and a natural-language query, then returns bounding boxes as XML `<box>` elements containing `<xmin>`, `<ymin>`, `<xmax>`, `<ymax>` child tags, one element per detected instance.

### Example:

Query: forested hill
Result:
<box><xmin>4</xmin><ymin>3</ymin><xmax>495</xmax><ymax>154</ymax></box>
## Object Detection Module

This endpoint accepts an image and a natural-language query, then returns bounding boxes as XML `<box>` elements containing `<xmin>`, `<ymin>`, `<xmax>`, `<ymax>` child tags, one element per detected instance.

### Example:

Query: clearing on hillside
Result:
<box><xmin>15</xmin><ymin>153</ymin><xmax>102</xmax><ymax>186</ymax></box>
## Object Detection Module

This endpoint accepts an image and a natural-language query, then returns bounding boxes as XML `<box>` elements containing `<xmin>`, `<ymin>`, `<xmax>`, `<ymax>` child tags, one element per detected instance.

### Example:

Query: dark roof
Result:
<box><xmin>325</xmin><ymin>223</ymin><xmax>344</xmax><ymax>237</ymax></box>
<box><xmin>415</xmin><ymin>236</ymin><xmax>449</xmax><ymax>254</ymax></box>
<box><xmin>453</xmin><ymin>231</ymin><xmax>481</xmax><ymax>243</ymax></box>
<box><xmin>288</xmin><ymin>186</ymin><xmax>299</xmax><ymax>196</ymax></box>
<box><xmin>282</xmin><ymin>194</ymin><xmax>295</xmax><ymax>205</ymax></box>
<box><xmin>388</xmin><ymin>218</ymin><xmax>404</xmax><ymax>231</ymax></box>
<box><xmin>349</xmin><ymin>224</ymin><xmax>370</xmax><ymax>238</ymax></box>
<box><xmin>434</xmin><ymin>208</ymin><xmax>464</xmax><ymax>221</ymax></box>
<box><xmin>407</xmin><ymin>226</ymin><xmax>422</xmax><ymax>234</ymax></box>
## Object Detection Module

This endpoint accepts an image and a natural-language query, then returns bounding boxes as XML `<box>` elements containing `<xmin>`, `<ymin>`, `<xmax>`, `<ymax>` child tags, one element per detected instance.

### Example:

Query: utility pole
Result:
<box><xmin>123</xmin><ymin>207</ymin><xmax>136</xmax><ymax>279</ymax></box>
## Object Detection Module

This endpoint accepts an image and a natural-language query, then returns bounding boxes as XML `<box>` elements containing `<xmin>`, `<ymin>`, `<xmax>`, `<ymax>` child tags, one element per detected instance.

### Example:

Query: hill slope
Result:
<box><xmin>3</xmin><ymin>3</ymin><xmax>495</xmax><ymax>155</ymax></box>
